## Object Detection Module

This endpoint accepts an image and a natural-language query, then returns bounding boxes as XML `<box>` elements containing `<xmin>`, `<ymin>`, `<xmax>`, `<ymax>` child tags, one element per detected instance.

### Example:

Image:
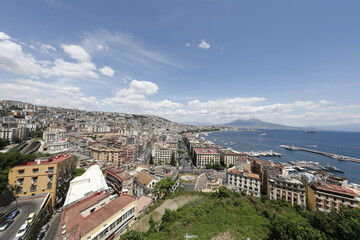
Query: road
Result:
<box><xmin>0</xmin><ymin>197</ymin><xmax>44</xmax><ymax>240</ymax></box>
<box><xmin>44</xmin><ymin>211</ymin><xmax>61</xmax><ymax>240</ymax></box>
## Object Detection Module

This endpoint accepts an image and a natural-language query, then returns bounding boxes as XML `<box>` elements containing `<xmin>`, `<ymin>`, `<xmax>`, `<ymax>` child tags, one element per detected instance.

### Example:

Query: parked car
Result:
<box><xmin>6</xmin><ymin>209</ymin><xmax>20</xmax><ymax>220</ymax></box>
<box><xmin>0</xmin><ymin>220</ymin><xmax>14</xmax><ymax>231</ymax></box>
<box><xmin>15</xmin><ymin>222</ymin><xmax>28</xmax><ymax>238</ymax></box>
<box><xmin>26</xmin><ymin>212</ymin><xmax>36</xmax><ymax>224</ymax></box>
<box><xmin>40</xmin><ymin>223</ymin><xmax>49</xmax><ymax>233</ymax></box>
<box><xmin>36</xmin><ymin>231</ymin><xmax>45</xmax><ymax>240</ymax></box>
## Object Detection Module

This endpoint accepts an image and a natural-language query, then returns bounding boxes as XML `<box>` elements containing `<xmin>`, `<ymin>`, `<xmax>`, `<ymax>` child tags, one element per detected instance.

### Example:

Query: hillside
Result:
<box><xmin>121</xmin><ymin>188</ymin><xmax>360</xmax><ymax>240</ymax></box>
<box><xmin>223</xmin><ymin>118</ymin><xmax>300</xmax><ymax>130</ymax></box>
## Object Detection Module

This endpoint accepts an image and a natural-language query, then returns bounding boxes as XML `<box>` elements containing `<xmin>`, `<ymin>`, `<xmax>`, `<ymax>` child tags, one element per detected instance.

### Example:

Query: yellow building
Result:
<box><xmin>307</xmin><ymin>181</ymin><xmax>359</xmax><ymax>211</ymax></box>
<box><xmin>8</xmin><ymin>155</ymin><xmax>76</xmax><ymax>208</ymax></box>
<box><xmin>89</xmin><ymin>145</ymin><xmax>124</xmax><ymax>165</ymax></box>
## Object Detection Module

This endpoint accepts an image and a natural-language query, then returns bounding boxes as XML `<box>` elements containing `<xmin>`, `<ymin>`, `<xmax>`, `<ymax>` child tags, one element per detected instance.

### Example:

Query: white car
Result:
<box><xmin>15</xmin><ymin>222</ymin><xmax>28</xmax><ymax>238</ymax></box>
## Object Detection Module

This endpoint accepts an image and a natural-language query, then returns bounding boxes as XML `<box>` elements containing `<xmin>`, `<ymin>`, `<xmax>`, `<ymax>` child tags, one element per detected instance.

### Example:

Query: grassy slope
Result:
<box><xmin>143</xmin><ymin>192</ymin><xmax>272</xmax><ymax>240</ymax></box>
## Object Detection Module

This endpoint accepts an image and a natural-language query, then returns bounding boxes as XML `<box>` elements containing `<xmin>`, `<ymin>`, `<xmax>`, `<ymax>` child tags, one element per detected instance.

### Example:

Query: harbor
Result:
<box><xmin>280</xmin><ymin>145</ymin><xmax>360</xmax><ymax>163</ymax></box>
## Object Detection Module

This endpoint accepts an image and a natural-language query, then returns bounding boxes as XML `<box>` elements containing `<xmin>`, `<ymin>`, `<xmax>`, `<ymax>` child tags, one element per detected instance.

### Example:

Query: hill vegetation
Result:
<box><xmin>121</xmin><ymin>187</ymin><xmax>360</xmax><ymax>240</ymax></box>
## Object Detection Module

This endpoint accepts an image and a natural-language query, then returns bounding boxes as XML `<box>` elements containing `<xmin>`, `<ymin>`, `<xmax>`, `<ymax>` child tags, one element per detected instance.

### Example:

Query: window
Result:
<box><xmin>47</xmin><ymin>183</ymin><xmax>52</xmax><ymax>189</ymax></box>
<box><xmin>48</xmin><ymin>175</ymin><xmax>53</xmax><ymax>182</ymax></box>
<box><xmin>17</xmin><ymin>178</ymin><xmax>24</xmax><ymax>185</ymax></box>
<box><xmin>32</xmin><ymin>177</ymin><xmax>38</xmax><ymax>184</ymax></box>
<box><xmin>30</xmin><ymin>185</ymin><xmax>37</xmax><ymax>192</ymax></box>
<box><xmin>18</xmin><ymin>169</ymin><xmax>25</xmax><ymax>174</ymax></box>
<box><xmin>16</xmin><ymin>186</ymin><xmax>23</xmax><ymax>194</ymax></box>
<box><xmin>32</xmin><ymin>168</ymin><xmax>39</xmax><ymax>173</ymax></box>
<box><xmin>90</xmin><ymin>208</ymin><xmax>96</xmax><ymax>213</ymax></box>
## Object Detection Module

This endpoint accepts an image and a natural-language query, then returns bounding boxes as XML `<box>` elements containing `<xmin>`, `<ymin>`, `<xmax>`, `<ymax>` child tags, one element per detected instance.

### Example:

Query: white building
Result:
<box><xmin>227</xmin><ymin>167</ymin><xmax>261</xmax><ymax>197</ymax></box>
<box><xmin>152</xmin><ymin>147</ymin><xmax>174</xmax><ymax>164</ymax></box>
<box><xmin>64</xmin><ymin>165</ymin><xmax>109</xmax><ymax>207</ymax></box>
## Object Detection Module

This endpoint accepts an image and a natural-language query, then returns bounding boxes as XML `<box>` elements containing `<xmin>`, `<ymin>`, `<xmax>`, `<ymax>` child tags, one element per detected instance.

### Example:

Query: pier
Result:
<box><xmin>280</xmin><ymin>145</ymin><xmax>360</xmax><ymax>163</ymax></box>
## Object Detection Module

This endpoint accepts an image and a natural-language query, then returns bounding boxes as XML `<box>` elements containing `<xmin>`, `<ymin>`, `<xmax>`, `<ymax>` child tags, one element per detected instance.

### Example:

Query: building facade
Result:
<box><xmin>267</xmin><ymin>175</ymin><xmax>306</xmax><ymax>208</ymax></box>
<box><xmin>59</xmin><ymin>191</ymin><xmax>137</xmax><ymax>240</ymax></box>
<box><xmin>193</xmin><ymin>148</ymin><xmax>221</xmax><ymax>168</ymax></box>
<box><xmin>8</xmin><ymin>155</ymin><xmax>76</xmax><ymax>208</ymax></box>
<box><xmin>89</xmin><ymin>145</ymin><xmax>124</xmax><ymax>165</ymax></box>
<box><xmin>227</xmin><ymin>167</ymin><xmax>261</xmax><ymax>197</ymax></box>
<box><xmin>307</xmin><ymin>181</ymin><xmax>359</xmax><ymax>211</ymax></box>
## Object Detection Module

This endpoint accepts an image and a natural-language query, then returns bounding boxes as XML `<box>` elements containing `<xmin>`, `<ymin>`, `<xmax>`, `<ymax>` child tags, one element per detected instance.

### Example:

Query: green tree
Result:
<box><xmin>170</xmin><ymin>152</ymin><xmax>176</xmax><ymax>166</ymax></box>
<box><xmin>28</xmin><ymin>130</ymin><xmax>43</xmax><ymax>139</ymax></box>
<box><xmin>120</xmin><ymin>230</ymin><xmax>144</xmax><ymax>240</ymax></box>
<box><xmin>267</xmin><ymin>214</ymin><xmax>326</xmax><ymax>240</ymax></box>
<box><xmin>153</xmin><ymin>177</ymin><xmax>176</xmax><ymax>198</ymax></box>
<box><xmin>12</xmin><ymin>137</ymin><xmax>22</xmax><ymax>144</ymax></box>
<box><xmin>0</xmin><ymin>138</ymin><xmax>10</xmax><ymax>150</ymax></box>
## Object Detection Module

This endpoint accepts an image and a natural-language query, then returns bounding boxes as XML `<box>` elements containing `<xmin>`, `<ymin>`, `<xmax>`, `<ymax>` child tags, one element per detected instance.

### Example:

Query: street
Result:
<box><xmin>0</xmin><ymin>197</ymin><xmax>44</xmax><ymax>240</ymax></box>
<box><xmin>44</xmin><ymin>211</ymin><xmax>62</xmax><ymax>240</ymax></box>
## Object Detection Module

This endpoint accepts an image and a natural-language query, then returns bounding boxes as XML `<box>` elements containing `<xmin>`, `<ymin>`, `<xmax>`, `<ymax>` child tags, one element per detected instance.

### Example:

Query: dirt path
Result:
<box><xmin>131</xmin><ymin>194</ymin><xmax>202</xmax><ymax>232</ymax></box>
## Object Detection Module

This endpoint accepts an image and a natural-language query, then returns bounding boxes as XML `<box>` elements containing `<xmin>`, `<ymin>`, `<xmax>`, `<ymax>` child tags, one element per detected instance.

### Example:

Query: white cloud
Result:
<box><xmin>0</xmin><ymin>79</ymin><xmax>100</xmax><ymax>110</ymax></box>
<box><xmin>99</xmin><ymin>66</ymin><xmax>115</xmax><ymax>77</ymax></box>
<box><xmin>0</xmin><ymin>32</ymin><xmax>11</xmax><ymax>40</ymax></box>
<box><xmin>81</xmin><ymin>29</ymin><xmax>184</xmax><ymax>70</ymax></box>
<box><xmin>102</xmin><ymin>79</ymin><xmax>181</xmax><ymax>113</ymax></box>
<box><xmin>95</xmin><ymin>44</ymin><xmax>109</xmax><ymax>51</ymax></box>
<box><xmin>40</xmin><ymin>43</ymin><xmax>56</xmax><ymax>52</ymax></box>
<box><xmin>61</xmin><ymin>44</ymin><xmax>91</xmax><ymax>62</ymax></box>
<box><xmin>0</xmin><ymin>32</ymin><xmax>98</xmax><ymax>79</ymax></box>
<box><xmin>185</xmin><ymin>43</ymin><xmax>191</xmax><ymax>47</ymax></box>
<box><xmin>198</xmin><ymin>40</ymin><xmax>211</xmax><ymax>49</ymax></box>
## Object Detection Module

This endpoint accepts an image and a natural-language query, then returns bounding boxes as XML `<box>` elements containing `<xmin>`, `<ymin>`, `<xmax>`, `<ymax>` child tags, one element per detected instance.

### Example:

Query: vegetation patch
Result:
<box><xmin>121</xmin><ymin>187</ymin><xmax>360</xmax><ymax>240</ymax></box>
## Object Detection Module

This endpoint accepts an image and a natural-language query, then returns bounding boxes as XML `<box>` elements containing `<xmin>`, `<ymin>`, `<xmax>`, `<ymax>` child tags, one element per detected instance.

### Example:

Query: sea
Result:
<box><xmin>199</xmin><ymin>130</ymin><xmax>360</xmax><ymax>184</ymax></box>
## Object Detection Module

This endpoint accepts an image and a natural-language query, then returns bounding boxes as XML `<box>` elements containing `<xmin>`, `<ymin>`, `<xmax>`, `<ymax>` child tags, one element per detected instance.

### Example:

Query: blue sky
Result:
<box><xmin>0</xmin><ymin>0</ymin><xmax>360</xmax><ymax>126</ymax></box>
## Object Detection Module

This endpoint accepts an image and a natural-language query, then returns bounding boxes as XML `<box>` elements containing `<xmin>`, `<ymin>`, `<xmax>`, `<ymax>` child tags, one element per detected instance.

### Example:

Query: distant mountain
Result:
<box><xmin>223</xmin><ymin>118</ymin><xmax>300</xmax><ymax>129</ymax></box>
<box><xmin>307</xmin><ymin>123</ymin><xmax>360</xmax><ymax>132</ymax></box>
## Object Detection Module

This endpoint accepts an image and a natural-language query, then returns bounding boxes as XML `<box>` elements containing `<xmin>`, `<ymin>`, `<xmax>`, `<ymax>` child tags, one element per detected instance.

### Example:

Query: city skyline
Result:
<box><xmin>1</xmin><ymin>1</ymin><xmax>360</xmax><ymax>126</ymax></box>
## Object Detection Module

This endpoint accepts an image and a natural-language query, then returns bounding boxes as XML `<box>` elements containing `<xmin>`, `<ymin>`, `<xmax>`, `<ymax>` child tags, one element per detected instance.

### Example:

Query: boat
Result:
<box><xmin>284</xmin><ymin>145</ymin><xmax>300</xmax><ymax>151</ymax></box>
<box><xmin>304</xmin><ymin>130</ymin><xmax>316</xmax><ymax>133</ymax></box>
<box><xmin>260</xmin><ymin>133</ymin><xmax>267</xmax><ymax>136</ymax></box>
<box><xmin>324</xmin><ymin>165</ymin><xmax>344</xmax><ymax>173</ymax></box>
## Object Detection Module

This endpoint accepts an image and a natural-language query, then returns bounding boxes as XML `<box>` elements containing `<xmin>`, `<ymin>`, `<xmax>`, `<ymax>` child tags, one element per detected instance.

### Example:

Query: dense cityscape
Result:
<box><xmin>0</xmin><ymin>100</ymin><xmax>359</xmax><ymax>240</ymax></box>
<box><xmin>1</xmin><ymin>1</ymin><xmax>360</xmax><ymax>239</ymax></box>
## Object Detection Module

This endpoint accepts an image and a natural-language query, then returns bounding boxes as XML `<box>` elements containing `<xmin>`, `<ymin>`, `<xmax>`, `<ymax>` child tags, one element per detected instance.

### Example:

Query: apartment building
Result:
<box><xmin>267</xmin><ymin>175</ymin><xmax>306</xmax><ymax>208</ymax></box>
<box><xmin>218</xmin><ymin>149</ymin><xmax>247</xmax><ymax>166</ymax></box>
<box><xmin>59</xmin><ymin>191</ymin><xmax>137</xmax><ymax>240</ymax></box>
<box><xmin>89</xmin><ymin>145</ymin><xmax>124</xmax><ymax>165</ymax></box>
<box><xmin>152</xmin><ymin>147</ymin><xmax>174</xmax><ymax>165</ymax></box>
<box><xmin>193</xmin><ymin>148</ymin><xmax>221</xmax><ymax>168</ymax></box>
<box><xmin>105</xmin><ymin>165</ymin><xmax>133</xmax><ymax>195</ymax></box>
<box><xmin>227</xmin><ymin>167</ymin><xmax>261</xmax><ymax>197</ymax></box>
<box><xmin>307</xmin><ymin>180</ymin><xmax>359</xmax><ymax>211</ymax></box>
<box><xmin>8</xmin><ymin>155</ymin><xmax>76</xmax><ymax>208</ymax></box>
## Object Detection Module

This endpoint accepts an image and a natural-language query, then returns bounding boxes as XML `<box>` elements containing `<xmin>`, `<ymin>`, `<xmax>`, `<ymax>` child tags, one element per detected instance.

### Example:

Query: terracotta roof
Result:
<box><xmin>247</xmin><ymin>173</ymin><xmax>260</xmax><ymax>179</ymax></box>
<box><xmin>106</xmin><ymin>165</ymin><xmax>132</xmax><ymax>181</ymax></box>
<box><xmin>136</xmin><ymin>171</ymin><xmax>156</xmax><ymax>186</ymax></box>
<box><xmin>59</xmin><ymin>191</ymin><xmax>136</xmax><ymax>240</ymax></box>
<box><xmin>193</xmin><ymin>148</ymin><xmax>220</xmax><ymax>155</ymax></box>
<box><xmin>16</xmin><ymin>155</ymin><xmax>74</xmax><ymax>166</ymax></box>
<box><xmin>312</xmin><ymin>181</ymin><xmax>356</xmax><ymax>197</ymax></box>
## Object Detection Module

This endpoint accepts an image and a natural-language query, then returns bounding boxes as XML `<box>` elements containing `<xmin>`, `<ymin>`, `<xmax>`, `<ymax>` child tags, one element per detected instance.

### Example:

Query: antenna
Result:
<box><xmin>184</xmin><ymin>232</ymin><xmax>198</xmax><ymax>239</ymax></box>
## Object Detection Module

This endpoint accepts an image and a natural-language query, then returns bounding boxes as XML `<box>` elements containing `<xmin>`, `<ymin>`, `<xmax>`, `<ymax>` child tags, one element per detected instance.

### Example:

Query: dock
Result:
<box><xmin>280</xmin><ymin>145</ymin><xmax>360</xmax><ymax>163</ymax></box>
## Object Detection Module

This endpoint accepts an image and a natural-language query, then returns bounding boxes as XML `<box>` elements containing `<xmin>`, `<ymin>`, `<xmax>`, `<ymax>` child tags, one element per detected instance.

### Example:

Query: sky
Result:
<box><xmin>0</xmin><ymin>0</ymin><xmax>360</xmax><ymax>126</ymax></box>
